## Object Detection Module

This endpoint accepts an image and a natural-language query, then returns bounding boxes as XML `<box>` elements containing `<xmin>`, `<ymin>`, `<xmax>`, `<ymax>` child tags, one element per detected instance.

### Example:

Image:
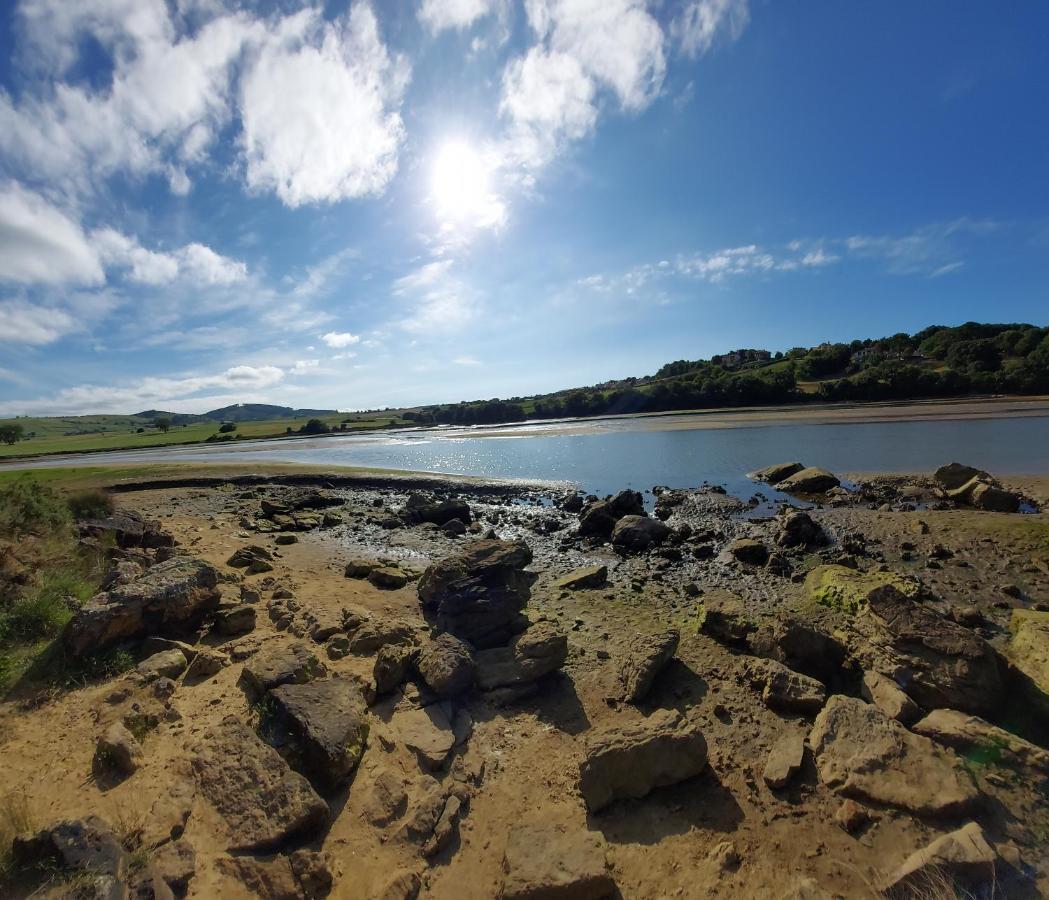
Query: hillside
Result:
<box><xmin>203</xmin><ymin>403</ymin><xmax>339</xmax><ymax>422</ymax></box>
<box><xmin>403</xmin><ymin>321</ymin><xmax>1049</xmax><ymax>425</ymax></box>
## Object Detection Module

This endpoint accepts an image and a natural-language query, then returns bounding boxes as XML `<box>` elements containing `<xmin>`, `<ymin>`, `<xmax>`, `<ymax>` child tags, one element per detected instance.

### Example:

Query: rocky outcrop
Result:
<box><xmin>241</xmin><ymin>642</ymin><xmax>325</xmax><ymax>696</ymax></box>
<box><xmin>776</xmin><ymin>511</ymin><xmax>826</xmax><ymax>549</ymax></box>
<box><xmin>808</xmin><ymin>696</ymin><xmax>979</xmax><ymax>817</ymax></box>
<box><xmin>912</xmin><ymin>708</ymin><xmax>1049</xmax><ymax>774</ymax></box>
<box><xmin>748</xmin><ymin>659</ymin><xmax>826</xmax><ymax>715</ymax></box>
<box><xmin>803</xmin><ymin>564</ymin><xmax>922</xmax><ymax>615</ymax></box>
<box><xmin>403</xmin><ymin>495</ymin><xmax>473</xmax><ymax>526</ymax></box>
<box><xmin>777</xmin><ymin>467</ymin><xmax>840</xmax><ymax>494</ymax></box>
<box><xmin>752</xmin><ymin>462</ymin><xmax>804</xmax><ymax>484</ymax></box>
<box><xmin>553</xmin><ymin>565</ymin><xmax>608</xmax><ymax>590</ymax></box>
<box><xmin>611</xmin><ymin>515</ymin><xmax>670</xmax><ymax>553</ymax></box>
<box><xmin>416</xmin><ymin>633</ymin><xmax>476</xmax><ymax>697</ymax></box>
<box><xmin>882</xmin><ymin>822</ymin><xmax>998</xmax><ymax>895</ymax></box>
<box><xmin>577</xmin><ymin>490</ymin><xmax>645</xmax><ymax>540</ymax></box>
<box><xmin>418</xmin><ymin>539</ymin><xmax>534</xmax><ymax>648</ymax></box>
<box><xmin>475</xmin><ymin>622</ymin><xmax>568</xmax><ymax>691</ymax></box>
<box><xmin>860</xmin><ymin>671</ymin><xmax>921</xmax><ymax>725</ymax></box>
<box><xmin>193</xmin><ymin>717</ymin><xmax>329</xmax><ymax>852</ymax></box>
<box><xmin>269</xmin><ymin>677</ymin><xmax>370</xmax><ymax>789</ymax></box>
<box><xmin>63</xmin><ymin>557</ymin><xmax>221</xmax><ymax>657</ymax></box>
<box><xmin>501</xmin><ymin>824</ymin><xmax>616</xmax><ymax>899</ymax></box>
<box><xmin>616</xmin><ymin>630</ymin><xmax>679</xmax><ymax>703</ymax></box>
<box><xmin>579</xmin><ymin>710</ymin><xmax>708</xmax><ymax>812</ymax></box>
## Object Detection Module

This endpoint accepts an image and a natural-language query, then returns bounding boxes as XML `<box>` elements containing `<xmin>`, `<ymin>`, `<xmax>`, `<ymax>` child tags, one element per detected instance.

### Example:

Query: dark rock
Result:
<box><xmin>403</xmin><ymin>495</ymin><xmax>473</xmax><ymax>526</ymax></box>
<box><xmin>214</xmin><ymin>604</ymin><xmax>256</xmax><ymax>636</ymax></box>
<box><xmin>269</xmin><ymin>677</ymin><xmax>370</xmax><ymax>789</ymax></box>
<box><xmin>777</xmin><ymin>467</ymin><xmax>840</xmax><ymax>494</ymax></box>
<box><xmin>578</xmin><ymin>490</ymin><xmax>644</xmax><ymax>539</ymax></box>
<box><xmin>63</xmin><ymin>557</ymin><xmax>221</xmax><ymax>657</ymax></box>
<box><xmin>415</xmin><ymin>633</ymin><xmax>476</xmax><ymax>697</ymax></box>
<box><xmin>374</xmin><ymin>644</ymin><xmax>416</xmax><ymax>695</ymax></box>
<box><xmin>14</xmin><ymin>815</ymin><xmax>127</xmax><ymax>895</ymax></box>
<box><xmin>369</xmin><ymin>566</ymin><xmax>409</xmax><ymax>590</ymax></box>
<box><xmin>184</xmin><ymin>648</ymin><xmax>226</xmax><ymax>682</ymax></box>
<box><xmin>553</xmin><ymin>565</ymin><xmax>608</xmax><ymax>590</ymax></box>
<box><xmin>611</xmin><ymin>515</ymin><xmax>670</xmax><ymax>553</ymax></box>
<box><xmin>579</xmin><ymin>709</ymin><xmax>707</xmax><ymax>812</ymax></box>
<box><xmin>241</xmin><ymin>643</ymin><xmax>325</xmax><ymax>697</ymax></box>
<box><xmin>475</xmin><ymin>622</ymin><xmax>568</xmax><ymax>690</ymax></box>
<box><xmin>776</xmin><ymin>511</ymin><xmax>826</xmax><ymax>549</ymax></box>
<box><xmin>934</xmin><ymin>462</ymin><xmax>990</xmax><ymax>491</ymax></box>
<box><xmin>227</xmin><ymin>544</ymin><xmax>274</xmax><ymax>568</ymax></box>
<box><xmin>699</xmin><ymin>589</ymin><xmax>755</xmax><ymax>645</ymax></box>
<box><xmin>726</xmin><ymin>538</ymin><xmax>768</xmax><ymax>565</ymax></box>
<box><xmin>752</xmin><ymin>462</ymin><xmax>804</xmax><ymax>484</ymax></box>
<box><xmin>617</xmin><ymin>630</ymin><xmax>679</xmax><ymax>703</ymax></box>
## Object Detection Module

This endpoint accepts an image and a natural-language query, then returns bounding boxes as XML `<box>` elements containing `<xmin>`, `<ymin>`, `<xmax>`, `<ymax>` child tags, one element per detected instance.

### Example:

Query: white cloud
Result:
<box><xmin>677</xmin><ymin>244</ymin><xmax>775</xmax><ymax>282</ymax></box>
<box><xmin>393</xmin><ymin>259</ymin><xmax>456</xmax><ymax>294</ymax></box>
<box><xmin>239</xmin><ymin>5</ymin><xmax>409</xmax><ymax>207</ymax></box>
<box><xmin>844</xmin><ymin>219</ymin><xmax>999</xmax><ymax>275</ymax></box>
<box><xmin>0</xmin><ymin>183</ymin><xmax>104</xmax><ymax>285</ymax></box>
<box><xmin>0</xmin><ymin>363</ymin><xmax>287</xmax><ymax>416</ymax></box>
<box><xmin>418</xmin><ymin>0</ymin><xmax>501</xmax><ymax>33</ymax></box>
<box><xmin>290</xmin><ymin>358</ymin><xmax>320</xmax><ymax>373</ymax></box>
<box><xmin>671</xmin><ymin>0</ymin><xmax>750</xmax><ymax>58</ymax></box>
<box><xmin>0</xmin><ymin>299</ymin><xmax>79</xmax><ymax>345</ymax></box>
<box><xmin>93</xmin><ymin>228</ymin><xmax>246</xmax><ymax>286</ymax></box>
<box><xmin>452</xmin><ymin>355</ymin><xmax>481</xmax><ymax>366</ymax></box>
<box><xmin>321</xmin><ymin>331</ymin><xmax>361</xmax><ymax>348</ymax></box>
<box><xmin>393</xmin><ymin>260</ymin><xmax>475</xmax><ymax>332</ymax></box>
<box><xmin>800</xmin><ymin>247</ymin><xmax>839</xmax><ymax>267</ymax></box>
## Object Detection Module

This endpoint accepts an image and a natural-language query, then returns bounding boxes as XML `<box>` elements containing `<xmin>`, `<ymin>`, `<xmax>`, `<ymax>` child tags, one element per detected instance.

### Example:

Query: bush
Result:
<box><xmin>0</xmin><ymin>570</ymin><xmax>88</xmax><ymax>644</ymax></box>
<box><xmin>218</xmin><ymin>422</ymin><xmax>237</xmax><ymax>433</ymax></box>
<box><xmin>67</xmin><ymin>489</ymin><xmax>114</xmax><ymax>520</ymax></box>
<box><xmin>0</xmin><ymin>479</ymin><xmax>71</xmax><ymax>537</ymax></box>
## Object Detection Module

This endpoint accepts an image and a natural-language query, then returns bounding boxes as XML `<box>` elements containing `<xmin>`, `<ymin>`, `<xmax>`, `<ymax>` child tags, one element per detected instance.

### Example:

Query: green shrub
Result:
<box><xmin>0</xmin><ymin>479</ymin><xmax>71</xmax><ymax>537</ymax></box>
<box><xmin>0</xmin><ymin>570</ymin><xmax>87</xmax><ymax>644</ymax></box>
<box><xmin>66</xmin><ymin>489</ymin><xmax>114</xmax><ymax>521</ymax></box>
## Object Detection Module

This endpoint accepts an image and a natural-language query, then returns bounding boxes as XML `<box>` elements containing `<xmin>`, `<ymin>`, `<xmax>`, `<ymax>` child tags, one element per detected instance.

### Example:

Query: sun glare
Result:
<box><xmin>430</xmin><ymin>139</ymin><xmax>504</xmax><ymax>229</ymax></box>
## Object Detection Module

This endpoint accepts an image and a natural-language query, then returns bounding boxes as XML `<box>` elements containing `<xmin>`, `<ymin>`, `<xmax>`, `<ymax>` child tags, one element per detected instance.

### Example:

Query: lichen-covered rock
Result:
<box><xmin>803</xmin><ymin>564</ymin><xmax>923</xmax><ymax>615</ymax></box>
<box><xmin>418</xmin><ymin>539</ymin><xmax>534</xmax><ymax>648</ymax></box>
<box><xmin>63</xmin><ymin>557</ymin><xmax>221</xmax><ymax>657</ymax></box>
<box><xmin>777</xmin><ymin>467</ymin><xmax>840</xmax><ymax>494</ymax></box>
<box><xmin>415</xmin><ymin>633</ymin><xmax>475</xmax><ymax>697</ymax></box>
<box><xmin>240</xmin><ymin>642</ymin><xmax>325</xmax><ymax>696</ymax></box>
<box><xmin>579</xmin><ymin>709</ymin><xmax>707</xmax><ymax>812</ymax></box>
<box><xmin>808</xmin><ymin>696</ymin><xmax>979</xmax><ymax>818</ymax></box>
<box><xmin>752</xmin><ymin>462</ymin><xmax>805</xmax><ymax>484</ymax></box>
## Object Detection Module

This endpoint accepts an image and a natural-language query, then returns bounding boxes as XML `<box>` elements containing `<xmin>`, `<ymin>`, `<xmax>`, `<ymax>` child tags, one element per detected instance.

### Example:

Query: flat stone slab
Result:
<box><xmin>502</xmin><ymin>824</ymin><xmax>616</xmax><ymax>899</ymax></box>
<box><xmin>809</xmin><ymin>696</ymin><xmax>979</xmax><ymax>818</ymax></box>
<box><xmin>192</xmin><ymin>717</ymin><xmax>329</xmax><ymax>852</ymax></box>
<box><xmin>241</xmin><ymin>642</ymin><xmax>325</xmax><ymax>696</ymax></box>
<box><xmin>882</xmin><ymin>822</ymin><xmax>998</xmax><ymax>893</ymax></box>
<box><xmin>912</xmin><ymin>708</ymin><xmax>1049</xmax><ymax>775</ymax></box>
<box><xmin>553</xmin><ymin>565</ymin><xmax>608</xmax><ymax>591</ymax></box>
<box><xmin>391</xmin><ymin>703</ymin><xmax>457</xmax><ymax>771</ymax></box>
<box><xmin>763</xmin><ymin>733</ymin><xmax>805</xmax><ymax>789</ymax></box>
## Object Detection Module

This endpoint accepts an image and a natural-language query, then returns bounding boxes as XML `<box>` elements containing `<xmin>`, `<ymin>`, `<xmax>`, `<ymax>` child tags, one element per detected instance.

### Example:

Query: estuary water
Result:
<box><xmin>4</xmin><ymin>412</ymin><xmax>1049</xmax><ymax>498</ymax></box>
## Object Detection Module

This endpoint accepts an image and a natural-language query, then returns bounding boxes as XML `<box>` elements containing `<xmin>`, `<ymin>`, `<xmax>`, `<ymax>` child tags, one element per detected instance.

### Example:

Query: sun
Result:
<box><xmin>430</xmin><ymin>140</ymin><xmax>504</xmax><ymax>228</ymax></box>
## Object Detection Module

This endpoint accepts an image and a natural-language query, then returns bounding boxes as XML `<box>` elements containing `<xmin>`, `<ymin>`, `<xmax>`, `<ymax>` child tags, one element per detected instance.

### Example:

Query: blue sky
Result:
<box><xmin>0</xmin><ymin>0</ymin><xmax>1046</xmax><ymax>415</ymax></box>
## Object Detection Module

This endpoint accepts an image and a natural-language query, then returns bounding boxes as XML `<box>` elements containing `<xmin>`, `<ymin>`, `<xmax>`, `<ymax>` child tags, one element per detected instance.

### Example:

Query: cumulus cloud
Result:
<box><xmin>393</xmin><ymin>260</ymin><xmax>474</xmax><ymax>331</ymax></box>
<box><xmin>418</xmin><ymin>0</ymin><xmax>502</xmax><ymax>33</ymax></box>
<box><xmin>321</xmin><ymin>331</ymin><xmax>361</xmax><ymax>348</ymax></box>
<box><xmin>239</xmin><ymin>5</ymin><xmax>409</xmax><ymax>207</ymax></box>
<box><xmin>0</xmin><ymin>182</ymin><xmax>104</xmax><ymax>285</ymax></box>
<box><xmin>0</xmin><ymin>299</ymin><xmax>79</xmax><ymax>345</ymax></box>
<box><xmin>671</xmin><ymin>0</ymin><xmax>750</xmax><ymax>58</ymax></box>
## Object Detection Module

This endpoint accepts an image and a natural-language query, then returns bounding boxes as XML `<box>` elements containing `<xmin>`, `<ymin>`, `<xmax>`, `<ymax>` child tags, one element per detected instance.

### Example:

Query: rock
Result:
<box><xmin>153</xmin><ymin>676</ymin><xmax>177</xmax><ymax>700</ymax></box>
<box><xmin>393</xmin><ymin>703</ymin><xmax>457</xmax><ymax>771</ymax></box>
<box><xmin>416</xmin><ymin>633</ymin><xmax>476</xmax><ymax>697</ymax></box>
<box><xmin>501</xmin><ymin>824</ymin><xmax>615</xmax><ymax>899</ymax></box>
<box><xmin>344</xmin><ymin>558</ymin><xmax>379</xmax><ymax>578</ymax></box>
<box><xmin>969</xmin><ymin>481</ymin><xmax>1021</xmax><ymax>513</ymax></box>
<box><xmin>79</xmin><ymin>510</ymin><xmax>173</xmax><ymax>550</ymax></box>
<box><xmin>611</xmin><ymin>515</ymin><xmax>670</xmax><ymax>553</ymax></box>
<box><xmin>617</xmin><ymin>630</ymin><xmax>679</xmax><ymax>703</ymax></box>
<box><xmin>1008</xmin><ymin>608</ymin><xmax>1049</xmax><ymax>714</ymax></box>
<box><xmin>442</xmin><ymin>518</ymin><xmax>467</xmax><ymax>537</ymax></box>
<box><xmin>290</xmin><ymin>849</ymin><xmax>334</xmax><ymax>898</ymax></box>
<box><xmin>275</xmin><ymin>533</ymin><xmax>298</xmax><ymax>545</ymax></box>
<box><xmin>240</xmin><ymin>642</ymin><xmax>325</xmax><ymax>696</ymax></box>
<box><xmin>152</xmin><ymin>840</ymin><xmax>196</xmax><ymax>894</ymax></box>
<box><xmin>709</xmin><ymin>840</ymin><xmax>741</xmax><ymax>872</ymax></box>
<box><xmin>369</xmin><ymin>566</ymin><xmax>410</xmax><ymax>590</ymax></box>
<box><xmin>934</xmin><ymin>462</ymin><xmax>989</xmax><ymax>491</ymax></box>
<box><xmin>860</xmin><ymin>671</ymin><xmax>921</xmax><ymax>725</ymax></box>
<box><xmin>882</xmin><ymin>822</ymin><xmax>998</xmax><ymax>894</ymax></box>
<box><xmin>579</xmin><ymin>709</ymin><xmax>708</xmax><ymax>812</ymax></box>
<box><xmin>808</xmin><ymin>696</ymin><xmax>979</xmax><ymax>817</ymax></box>
<box><xmin>13</xmin><ymin>815</ymin><xmax>127</xmax><ymax>895</ymax></box>
<box><xmin>749</xmin><ymin>659</ymin><xmax>826</xmax><ymax>715</ymax></box>
<box><xmin>553</xmin><ymin>565</ymin><xmax>608</xmax><ymax>590</ymax></box>
<box><xmin>777</xmin><ymin>467</ymin><xmax>840</xmax><ymax>494</ymax></box>
<box><xmin>346</xmin><ymin>616</ymin><xmax>419</xmax><ymax>654</ymax></box>
<box><xmin>912</xmin><ymin>708</ymin><xmax>1049</xmax><ymax>774</ymax></box>
<box><xmin>184</xmin><ymin>648</ymin><xmax>226</xmax><ymax>682</ymax></box>
<box><xmin>862</xmin><ymin>587</ymin><xmax>1003</xmax><ymax>715</ymax></box>
<box><xmin>753</xmin><ymin>462</ymin><xmax>805</xmax><ymax>484</ymax></box>
<box><xmin>374</xmin><ymin>644</ymin><xmax>416</xmax><ymax>695</ymax></box>
<box><xmin>747</xmin><ymin>614</ymin><xmax>849</xmax><ymax>685</ymax></box>
<box><xmin>776</xmin><ymin>511</ymin><xmax>826</xmax><ymax>549</ymax></box>
<box><xmin>803</xmin><ymin>564</ymin><xmax>922</xmax><ymax>614</ymax></box>
<box><xmin>578</xmin><ymin>490</ymin><xmax>645</xmax><ymax>540</ymax></box>
<box><xmin>779</xmin><ymin>878</ymin><xmax>835</xmax><ymax>900</ymax></box>
<box><xmin>137</xmin><ymin>648</ymin><xmax>188</xmax><ymax>680</ymax></box>
<box><xmin>93</xmin><ymin>722</ymin><xmax>143</xmax><ymax>777</ymax></box>
<box><xmin>418</xmin><ymin>539</ymin><xmax>534</xmax><ymax>648</ymax></box>
<box><xmin>213</xmin><ymin>604</ymin><xmax>256</xmax><ymax>636</ymax></box>
<box><xmin>834</xmin><ymin>799</ymin><xmax>869</xmax><ymax>834</ymax></box>
<box><xmin>763</xmin><ymin>733</ymin><xmax>805</xmax><ymax>789</ymax></box>
<box><xmin>63</xmin><ymin>557</ymin><xmax>221</xmax><ymax>657</ymax></box>
<box><xmin>192</xmin><ymin>717</ymin><xmax>329</xmax><ymax>852</ymax></box>
<box><xmin>475</xmin><ymin>622</ymin><xmax>568</xmax><ymax>691</ymax></box>
<box><xmin>698</xmin><ymin>589</ymin><xmax>755</xmax><ymax>645</ymax></box>
<box><xmin>422</xmin><ymin>793</ymin><xmax>462</xmax><ymax>857</ymax></box>
<box><xmin>375</xmin><ymin>869</ymin><xmax>422</xmax><ymax>900</ymax></box>
<box><xmin>141</xmin><ymin>636</ymin><xmax>199</xmax><ymax>661</ymax></box>
<box><xmin>142</xmin><ymin>778</ymin><xmax>195</xmax><ymax>848</ymax></box>
<box><xmin>726</xmin><ymin>538</ymin><xmax>768</xmax><ymax>565</ymax></box>
<box><xmin>403</xmin><ymin>495</ymin><xmax>473</xmax><ymax>526</ymax></box>
<box><xmin>227</xmin><ymin>545</ymin><xmax>273</xmax><ymax>568</ymax></box>
<box><xmin>364</xmin><ymin>769</ymin><xmax>409</xmax><ymax>826</ymax></box>
<box><xmin>269</xmin><ymin>677</ymin><xmax>370</xmax><ymax>789</ymax></box>
<box><xmin>217</xmin><ymin>851</ymin><xmax>332</xmax><ymax>900</ymax></box>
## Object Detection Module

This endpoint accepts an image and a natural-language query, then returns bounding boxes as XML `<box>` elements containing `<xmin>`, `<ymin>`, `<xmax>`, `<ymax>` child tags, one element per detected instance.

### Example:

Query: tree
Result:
<box><xmin>299</xmin><ymin>418</ymin><xmax>330</xmax><ymax>435</ymax></box>
<box><xmin>218</xmin><ymin>422</ymin><xmax>237</xmax><ymax>433</ymax></box>
<box><xmin>0</xmin><ymin>424</ymin><xmax>24</xmax><ymax>445</ymax></box>
<box><xmin>155</xmin><ymin>417</ymin><xmax>172</xmax><ymax>433</ymax></box>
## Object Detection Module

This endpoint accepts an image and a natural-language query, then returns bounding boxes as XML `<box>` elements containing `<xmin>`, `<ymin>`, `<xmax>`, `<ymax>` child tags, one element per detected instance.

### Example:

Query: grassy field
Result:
<box><xmin>0</xmin><ymin>412</ymin><xmax>408</xmax><ymax>459</ymax></box>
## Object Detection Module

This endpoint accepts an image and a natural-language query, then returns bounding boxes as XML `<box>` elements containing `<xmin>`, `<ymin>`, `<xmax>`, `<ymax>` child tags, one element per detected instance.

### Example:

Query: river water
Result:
<box><xmin>5</xmin><ymin>413</ymin><xmax>1049</xmax><ymax>498</ymax></box>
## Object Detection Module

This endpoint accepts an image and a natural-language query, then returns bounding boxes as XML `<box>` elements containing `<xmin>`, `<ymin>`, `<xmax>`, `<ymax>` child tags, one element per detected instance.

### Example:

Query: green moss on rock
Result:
<box><xmin>803</xmin><ymin>565</ymin><xmax>922</xmax><ymax>615</ymax></box>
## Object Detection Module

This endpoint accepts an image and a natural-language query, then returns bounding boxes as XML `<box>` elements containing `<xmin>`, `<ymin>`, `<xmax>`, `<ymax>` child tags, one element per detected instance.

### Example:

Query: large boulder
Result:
<box><xmin>579</xmin><ymin>709</ymin><xmax>708</xmax><ymax>812</ymax></box>
<box><xmin>241</xmin><ymin>642</ymin><xmax>326</xmax><ymax>697</ymax></box>
<box><xmin>1007</xmin><ymin>609</ymin><xmax>1049</xmax><ymax>715</ymax></box>
<box><xmin>934</xmin><ymin>462</ymin><xmax>989</xmax><ymax>491</ymax></box>
<box><xmin>418</xmin><ymin>539</ymin><xmax>534</xmax><ymax>648</ymax></box>
<box><xmin>776</xmin><ymin>511</ymin><xmax>826</xmax><ymax>549</ymax></box>
<box><xmin>611</xmin><ymin>515</ymin><xmax>670</xmax><ymax>553</ymax></box>
<box><xmin>403</xmin><ymin>495</ymin><xmax>473</xmax><ymax>526</ymax></box>
<box><xmin>861</xmin><ymin>588</ymin><xmax>1003</xmax><ymax>716</ymax></box>
<box><xmin>803</xmin><ymin>564</ymin><xmax>922</xmax><ymax>615</ymax></box>
<box><xmin>748</xmin><ymin>659</ymin><xmax>826</xmax><ymax>715</ymax></box>
<box><xmin>13</xmin><ymin>816</ymin><xmax>127</xmax><ymax>897</ymax></box>
<box><xmin>617</xmin><ymin>630</ymin><xmax>679</xmax><ymax>703</ymax></box>
<box><xmin>912</xmin><ymin>708</ymin><xmax>1049</xmax><ymax>775</ymax></box>
<box><xmin>578</xmin><ymin>490</ymin><xmax>644</xmax><ymax>540</ymax></box>
<box><xmin>78</xmin><ymin>510</ymin><xmax>174</xmax><ymax>549</ymax></box>
<box><xmin>777</xmin><ymin>467</ymin><xmax>840</xmax><ymax>494</ymax></box>
<box><xmin>808</xmin><ymin>696</ymin><xmax>979</xmax><ymax>818</ymax></box>
<box><xmin>882</xmin><ymin>822</ymin><xmax>998</xmax><ymax>895</ymax></box>
<box><xmin>63</xmin><ymin>557</ymin><xmax>221</xmax><ymax>657</ymax></box>
<box><xmin>415</xmin><ymin>633</ymin><xmax>476</xmax><ymax>697</ymax></box>
<box><xmin>269</xmin><ymin>677</ymin><xmax>370</xmax><ymax>789</ymax></box>
<box><xmin>501</xmin><ymin>824</ymin><xmax>616</xmax><ymax>899</ymax></box>
<box><xmin>752</xmin><ymin>462</ymin><xmax>805</xmax><ymax>484</ymax></box>
<box><xmin>192</xmin><ymin>717</ymin><xmax>329</xmax><ymax>852</ymax></box>
<box><xmin>475</xmin><ymin>622</ymin><xmax>568</xmax><ymax>691</ymax></box>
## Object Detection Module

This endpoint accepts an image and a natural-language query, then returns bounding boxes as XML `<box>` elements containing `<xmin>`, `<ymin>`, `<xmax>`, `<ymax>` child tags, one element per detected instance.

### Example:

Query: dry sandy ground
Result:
<box><xmin>1</xmin><ymin>477</ymin><xmax>1048</xmax><ymax>898</ymax></box>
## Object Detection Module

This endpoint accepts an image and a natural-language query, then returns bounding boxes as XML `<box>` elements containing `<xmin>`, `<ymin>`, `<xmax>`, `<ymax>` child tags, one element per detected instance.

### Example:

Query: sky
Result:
<box><xmin>0</xmin><ymin>0</ymin><xmax>1047</xmax><ymax>416</ymax></box>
